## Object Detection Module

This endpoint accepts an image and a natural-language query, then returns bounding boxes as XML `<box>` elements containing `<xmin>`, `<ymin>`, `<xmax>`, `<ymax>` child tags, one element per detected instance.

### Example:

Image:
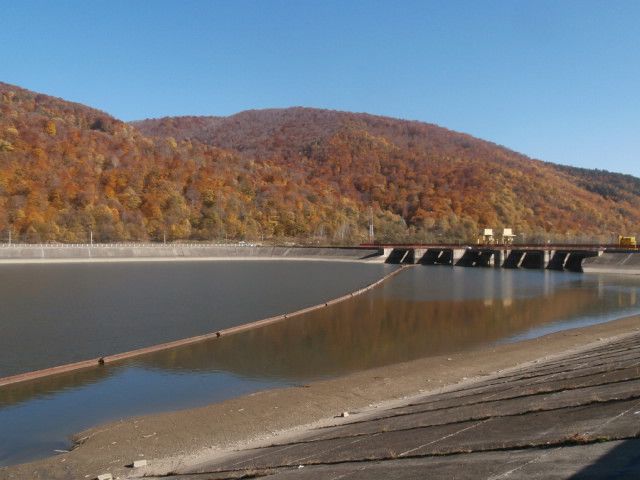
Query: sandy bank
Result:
<box><xmin>1</xmin><ymin>314</ymin><xmax>639</xmax><ymax>480</ymax></box>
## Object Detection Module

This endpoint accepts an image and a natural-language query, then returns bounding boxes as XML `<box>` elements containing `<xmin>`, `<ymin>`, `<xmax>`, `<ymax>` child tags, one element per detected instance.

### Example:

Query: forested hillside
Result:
<box><xmin>1</xmin><ymin>81</ymin><xmax>638</xmax><ymax>244</ymax></box>
<box><xmin>134</xmin><ymin>109</ymin><xmax>640</xmax><ymax>243</ymax></box>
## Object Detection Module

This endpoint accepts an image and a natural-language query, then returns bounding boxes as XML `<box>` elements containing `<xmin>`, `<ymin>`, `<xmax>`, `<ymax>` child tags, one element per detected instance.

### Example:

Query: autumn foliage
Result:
<box><xmin>1</xmin><ymin>81</ymin><xmax>639</xmax><ymax>244</ymax></box>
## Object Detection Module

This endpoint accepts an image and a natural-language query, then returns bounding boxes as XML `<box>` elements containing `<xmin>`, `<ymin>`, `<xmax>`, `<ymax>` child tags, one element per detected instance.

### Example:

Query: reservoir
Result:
<box><xmin>1</xmin><ymin>262</ymin><xmax>640</xmax><ymax>466</ymax></box>
<box><xmin>0</xmin><ymin>261</ymin><xmax>395</xmax><ymax>377</ymax></box>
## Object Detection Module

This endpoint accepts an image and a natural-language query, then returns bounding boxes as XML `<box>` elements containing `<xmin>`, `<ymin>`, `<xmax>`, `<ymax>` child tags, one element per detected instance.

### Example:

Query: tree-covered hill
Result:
<box><xmin>134</xmin><ymin>109</ymin><xmax>640</xmax><ymax>243</ymax></box>
<box><xmin>1</xmin><ymin>81</ymin><xmax>638</xmax><ymax>244</ymax></box>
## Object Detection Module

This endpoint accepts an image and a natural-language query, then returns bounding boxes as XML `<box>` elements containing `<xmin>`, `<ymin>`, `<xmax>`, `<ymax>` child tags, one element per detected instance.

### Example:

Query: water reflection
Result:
<box><xmin>4</xmin><ymin>269</ymin><xmax>639</xmax><ymax>406</ymax></box>
<box><xmin>135</xmin><ymin>269</ymin><xmax>640</xmax><ymax>380</ymax></box>
<box><xmin>0</xmin><ymin>367</ymin><xmax>112</xmax><ymax>409</ymax></box>
<box><xmin>1</xmin><ymin>267</ymin><xmax>640</xmax><ymax>467</ymax></box>
<box><xmin>0</xmin><ymin>261</ymin><xmax>394</xmax><ymax>376</ymax></box>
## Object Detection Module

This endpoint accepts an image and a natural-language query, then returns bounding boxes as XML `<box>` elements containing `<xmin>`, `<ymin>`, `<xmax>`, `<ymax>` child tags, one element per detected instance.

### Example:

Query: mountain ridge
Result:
<box><xmin>131</xmin><ymin>107</ymin><xmax>528</xmax><ymax>163</ymax></box>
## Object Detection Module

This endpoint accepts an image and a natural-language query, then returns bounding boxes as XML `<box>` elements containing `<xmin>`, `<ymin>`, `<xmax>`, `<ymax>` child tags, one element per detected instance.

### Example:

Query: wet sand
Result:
<box><xmin>1</xmin><ymin>314</ymin><xmax>639</xmax><ymax>480</ymax></box>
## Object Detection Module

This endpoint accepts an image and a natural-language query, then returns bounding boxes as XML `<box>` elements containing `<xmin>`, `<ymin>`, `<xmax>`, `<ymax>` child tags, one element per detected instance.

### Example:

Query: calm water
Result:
<box><xmin>0</xmin><ymin>261</ymin><xmax>395</xmax><ymax>377</ymax></box>
<box><xmin>1</xmin><ymin>264</ymin><xmax>640</xmax><ymax>466</ymax></box>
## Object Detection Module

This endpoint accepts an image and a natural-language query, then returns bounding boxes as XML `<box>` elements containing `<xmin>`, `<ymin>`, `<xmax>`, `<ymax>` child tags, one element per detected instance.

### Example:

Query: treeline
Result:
<box><xmin>1</xmin><ymin>81</ymin><xmax>639</xmax><ymax>244</ymax></box>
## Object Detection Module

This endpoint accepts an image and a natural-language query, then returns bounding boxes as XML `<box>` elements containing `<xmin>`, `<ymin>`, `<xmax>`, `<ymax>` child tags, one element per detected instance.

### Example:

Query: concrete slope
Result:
<box><xmin>160</xmin><ymin>333</ymin><xmax>640</xmax><ymax>479</ymax></box>
<box><xmin>0</xmin><ymin>245</ymin><xmax>382</xmax><ymax>262</ymax></box>
<box><xmin>583</xmin><ymin>252</ymin><xmax>640</xmax><ymax>274</ymax></box>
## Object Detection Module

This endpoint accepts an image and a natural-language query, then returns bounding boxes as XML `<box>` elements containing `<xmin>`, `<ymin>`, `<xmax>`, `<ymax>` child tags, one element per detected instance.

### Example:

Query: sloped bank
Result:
<box><xmin>2</xmin><ymin>315</ymin><xmax>639</xmax><ymax>480</ymax></box>
<box><xmin>582</xmin><ymin>251</ymin><xmax>640</xmax><ymax>274</ymax></box>
<box><xmin>0</xmin><ymin>244</ymin><xmax>382</xmax><ymax>262</ymax></box>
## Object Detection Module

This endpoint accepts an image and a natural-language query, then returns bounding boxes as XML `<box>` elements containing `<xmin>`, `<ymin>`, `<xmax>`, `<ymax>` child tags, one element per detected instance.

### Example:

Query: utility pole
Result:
<box><xmin>90</xmin><ymin>230</ymin><xmax>93</xmax><ymax>246</ymax></box>
<box><xmin>368</xmin><ymin>207</ymin><xmax>375</xmax><ymax>243</ymax></box>
<box><xmin>8</xmin><ymin>227</ymin><xmax>11</xmax><ymax>246</ymax></box>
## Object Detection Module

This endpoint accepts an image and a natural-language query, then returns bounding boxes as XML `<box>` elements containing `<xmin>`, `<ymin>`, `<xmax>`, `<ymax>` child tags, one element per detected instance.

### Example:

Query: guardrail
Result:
<box><xmin>0</xmin><ymin>243</ymin><xmax>250</xmax><ymax>248</ymax></box>
<box><xmin>360</xmin><ymin>243</ymin><xmax>631</xmax><ymax>250</ymax></box>
<box><xmin>0</xmin><ymin>243</ymin><xmax>375</xmax><ymax>249</ymax></box>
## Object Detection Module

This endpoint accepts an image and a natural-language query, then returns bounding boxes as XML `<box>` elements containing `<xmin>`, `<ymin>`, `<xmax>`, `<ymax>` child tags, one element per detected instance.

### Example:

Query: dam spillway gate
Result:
<box><xmin>382</xmin><ymin>246</ymin><xmax>602</xmax><ymax>272</ymax></box>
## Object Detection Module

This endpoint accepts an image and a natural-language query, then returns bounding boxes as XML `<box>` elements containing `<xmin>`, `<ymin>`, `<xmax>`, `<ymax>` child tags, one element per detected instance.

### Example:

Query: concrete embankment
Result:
<box><xmin>583</xmin><ymin>251</ymin><xmax>640</xmax><ymax>274</ymax></box>
<box><xmin>157</xmin><ymin>324</ymin><xmax>640</xmax><ymax>480</ymax></box>
<box><xmin>0</xmin><ymin>244</ymin><xmax>383</xmax><ymax>263</ymax></box>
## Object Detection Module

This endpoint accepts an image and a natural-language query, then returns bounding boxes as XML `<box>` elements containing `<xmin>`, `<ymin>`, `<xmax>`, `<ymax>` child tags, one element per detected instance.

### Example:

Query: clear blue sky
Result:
<box><xmin>2</xmin><ymin>0</ymin><xmax>639</xmax><ymax>177</ymax></box>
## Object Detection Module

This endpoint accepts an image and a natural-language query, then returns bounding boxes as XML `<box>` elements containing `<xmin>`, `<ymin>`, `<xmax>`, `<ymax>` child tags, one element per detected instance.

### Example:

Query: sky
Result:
<box><xmin>2</xmin><ymin>0</ymin><xmax>639</xmax><ymax>177</ymax></box>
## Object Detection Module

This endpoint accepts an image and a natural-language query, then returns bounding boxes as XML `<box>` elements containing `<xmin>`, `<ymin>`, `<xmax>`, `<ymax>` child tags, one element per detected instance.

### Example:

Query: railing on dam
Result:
<box><xmin>0</xmin><ymin>242</ymin><xmax>255</xmax><ymax>248</ymax></box>
<box><xmin>361</xmin><ymin>242</ymin><xmax>626</xmax><ymax>251</ymax></box>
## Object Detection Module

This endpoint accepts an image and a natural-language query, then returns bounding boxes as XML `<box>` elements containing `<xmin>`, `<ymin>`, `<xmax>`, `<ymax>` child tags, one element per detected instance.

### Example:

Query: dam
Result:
<box><xmin>0</xmin><ymin>242</ymin><xmax>636</xmax><ymax>273</ymax></box>
<box><xmin>372</xmin><ymin>243</ymin><xmax>640</xmax><ymax>273</ymax></box>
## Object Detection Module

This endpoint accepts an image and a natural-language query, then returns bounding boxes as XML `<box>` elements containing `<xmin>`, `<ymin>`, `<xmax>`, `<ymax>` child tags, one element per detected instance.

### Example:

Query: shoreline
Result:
<box><xmin>0</xmin><ymin>264</ymin><xmax>404</xmax><ymax>387</ymax></box>
<box><xmin>2</xmin><ymin>313</ymin><xmax>639</xmax><ymax>480</ymax></box>
<box><xmin>0</xmin><ymin>245</ymin><xmax>384</xmax><ymax>266</ymax></box>
<box><xmin>0</xmin><ymin>255</ymin><xmax>384</xmax><ymax>265</ymax></box>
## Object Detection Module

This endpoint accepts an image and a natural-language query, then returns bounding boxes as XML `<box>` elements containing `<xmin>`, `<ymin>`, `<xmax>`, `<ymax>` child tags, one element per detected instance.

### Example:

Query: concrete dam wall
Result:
<box><xmin>2</xmin><ymin>243</ymin><xmax>638</xmax><ymax>274</ymax></box>
<box><xmin>0</xmin><ymin>244</ymin><xmax>383</xmax><ymax>262</ymax></box>
<box><xmin>382</xmin><ymin>246</ymin><xmax>601</xmax><ymax>272</ymax></box>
